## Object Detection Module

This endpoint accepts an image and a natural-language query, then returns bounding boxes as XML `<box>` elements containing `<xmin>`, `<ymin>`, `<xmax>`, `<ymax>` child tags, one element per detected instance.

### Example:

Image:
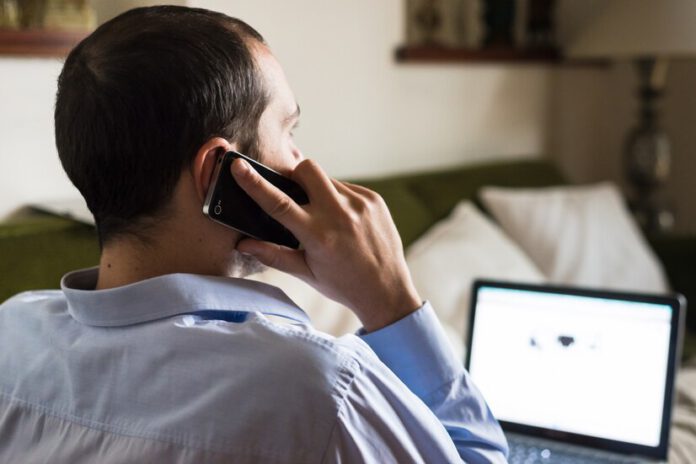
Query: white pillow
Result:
<box><xmin>480</xmin><ymin>182</ymin><xmax>669</xmax><ymax>293</ymax></box>
<box><xmin>247</xmin><ymin>267</ymin><xmax>361</xmax><ymax>336</ymax></box>
<box><xmin>406</xmin><ymin>201</ymin><xmax>545</xmax><ymax>359</ymax></box>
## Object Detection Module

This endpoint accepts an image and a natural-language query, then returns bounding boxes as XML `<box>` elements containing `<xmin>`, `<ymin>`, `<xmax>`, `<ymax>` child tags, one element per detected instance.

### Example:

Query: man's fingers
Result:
<box><xmin>231</xmin><ymin>158</ymin><xmax>309</xmax><ymax>233</ymax></box>
<box><xmin>337</xmin><ymin>180</ymin><xmax>382</xmax><ymax>201</ymax></box>
<box><xmin>237</xmin><ymin>238</ymin><xmax>312</xmax><ymax>280</ymax></box>
<box><xmin>291</xmin><ymin>159</ymin><xmax>340</xmax><ymax>206</ymax></box>
<box><xmin>332</xmin><ymin>179</ymin><xmax>385</xmax><ymax>212</ymax></box>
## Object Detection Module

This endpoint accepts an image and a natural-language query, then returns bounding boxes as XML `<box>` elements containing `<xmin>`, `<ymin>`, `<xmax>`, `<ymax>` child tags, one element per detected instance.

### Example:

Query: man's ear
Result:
<box><xmin>191</xmin><ymin>138</ymin><xmax>238</xmax><ymax>203</ymax></box>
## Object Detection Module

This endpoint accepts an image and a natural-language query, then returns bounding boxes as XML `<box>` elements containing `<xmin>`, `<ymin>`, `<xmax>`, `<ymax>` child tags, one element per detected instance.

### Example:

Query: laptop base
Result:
<box><xmin>507</xmin><ymin>432</ymin><xmax>663</xmax><ymax>464</ymax></box>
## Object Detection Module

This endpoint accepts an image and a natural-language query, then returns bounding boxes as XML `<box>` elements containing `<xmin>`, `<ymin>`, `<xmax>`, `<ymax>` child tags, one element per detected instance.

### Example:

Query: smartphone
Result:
<box><xmin>203</xmin><ymin>151</ymin><xmax>309</xmax><ymax>249</ymax></box>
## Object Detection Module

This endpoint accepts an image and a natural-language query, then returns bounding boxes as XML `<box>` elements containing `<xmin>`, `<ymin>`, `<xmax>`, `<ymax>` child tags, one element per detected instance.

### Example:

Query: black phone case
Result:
<box><xmin>203</xmin><ymin>151</ymin><xmax>309</xmax><ymax>249</ymax></box>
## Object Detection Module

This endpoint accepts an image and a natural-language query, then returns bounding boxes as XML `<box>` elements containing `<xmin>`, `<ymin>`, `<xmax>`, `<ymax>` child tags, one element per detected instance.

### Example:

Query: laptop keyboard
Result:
<box><xmin>508</xmin><ymin>437</ymin><xmax>644</xmax><ymax>464</ymax></box>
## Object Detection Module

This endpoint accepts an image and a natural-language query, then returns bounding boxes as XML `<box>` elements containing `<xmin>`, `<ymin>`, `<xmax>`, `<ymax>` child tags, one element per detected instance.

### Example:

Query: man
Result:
<box><xmin>0</xmin><ymin>5</ymin><xmax>508</xmax><ymax>463</ymax></box>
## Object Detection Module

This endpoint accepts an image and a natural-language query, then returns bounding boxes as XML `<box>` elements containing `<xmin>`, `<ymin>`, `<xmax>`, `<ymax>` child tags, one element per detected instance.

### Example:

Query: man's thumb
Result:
<box><xmin>237</xmin><ymin>238</ymin><xmax>308</xmax><ymax>278</ymax></box>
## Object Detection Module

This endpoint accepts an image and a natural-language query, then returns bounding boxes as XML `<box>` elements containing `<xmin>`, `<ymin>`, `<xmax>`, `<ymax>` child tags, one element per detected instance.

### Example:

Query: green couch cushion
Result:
<box><xmin>354</xmin><ymin>179</ymin><xmax>436</xmax><ymax>247</ymax></box>
<box><xmin>0</xmin><ymin>212</ymin><xmax>99</xmax><ymax>303</ymax></box>
<box><xmin>356</xmin><ymin>159</ymin><xmax>566</xmax><ymax>246</ymax></box>
<box><xmin>407</xmin><ymin>160</ymin><xmax>566</xmax><ymax>222</ymax></box>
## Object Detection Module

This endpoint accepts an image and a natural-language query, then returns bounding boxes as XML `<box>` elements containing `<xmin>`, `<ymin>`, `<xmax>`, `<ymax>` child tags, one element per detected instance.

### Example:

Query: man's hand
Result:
<box><xmin>231</xmin><ymin>158</ymin><xmax>422</xmax><ymax>332</ymax></box>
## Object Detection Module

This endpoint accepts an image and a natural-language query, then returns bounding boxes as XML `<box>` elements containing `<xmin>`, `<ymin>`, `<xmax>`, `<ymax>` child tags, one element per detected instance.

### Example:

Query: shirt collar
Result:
<box><xmin>61</xmin><ymin>267</ymin><xmax>310</xmax><ymax>327</ymax></box>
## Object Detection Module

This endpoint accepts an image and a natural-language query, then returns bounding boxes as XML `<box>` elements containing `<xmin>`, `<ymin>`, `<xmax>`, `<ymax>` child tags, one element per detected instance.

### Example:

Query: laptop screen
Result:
<box><xmin>467</xmin><ymin>283</ymin><xmax>676</xmax><ymax>449</ymax></box>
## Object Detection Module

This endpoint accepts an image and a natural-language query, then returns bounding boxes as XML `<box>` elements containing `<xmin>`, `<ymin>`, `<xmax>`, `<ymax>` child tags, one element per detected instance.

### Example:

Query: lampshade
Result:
<box><xmin>567</xmin><ymin>0</ymin><xmax>696</xmax><ymax>59</ymax></box>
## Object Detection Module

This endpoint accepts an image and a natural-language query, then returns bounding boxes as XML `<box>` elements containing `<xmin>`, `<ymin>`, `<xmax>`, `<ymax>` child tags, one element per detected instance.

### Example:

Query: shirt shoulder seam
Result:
<box><xmin>318</xmin><ymin>349</ymin><xmax>371</xmax><ymax>464</ymax></box>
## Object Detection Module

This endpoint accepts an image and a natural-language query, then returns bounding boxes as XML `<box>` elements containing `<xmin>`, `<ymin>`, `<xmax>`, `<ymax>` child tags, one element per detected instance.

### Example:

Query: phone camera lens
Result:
<box><xmin>214</xmin><ymin>205</ymin><xmax>222</xmax><ymax>215</ymax></box>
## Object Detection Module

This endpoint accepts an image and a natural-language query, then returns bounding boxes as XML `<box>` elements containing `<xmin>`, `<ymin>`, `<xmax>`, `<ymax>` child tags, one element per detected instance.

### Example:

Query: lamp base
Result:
<box><xmin>623</xmin><ymin>58</ymin><xmax>673</xmax><ymax>234</ymax></box>
<box><xmin>627</xmin><ymin>197</ymin><xmax>674</xmax><ymax>234</ymax></box>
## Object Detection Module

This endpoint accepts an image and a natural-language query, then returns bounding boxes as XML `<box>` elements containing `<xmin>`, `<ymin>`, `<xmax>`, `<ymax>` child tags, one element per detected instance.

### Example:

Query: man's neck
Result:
<box><xmin>96</xmin><ymin>233</ymin><xmax>235</xmax><ymax>290</ymax></box>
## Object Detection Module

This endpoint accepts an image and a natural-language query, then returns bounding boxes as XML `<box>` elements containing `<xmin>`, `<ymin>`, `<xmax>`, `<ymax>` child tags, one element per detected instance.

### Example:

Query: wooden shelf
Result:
<box><xmin>396</xmin><ymin>45</ymin><xmax>559</xmax><ymax>63</ymax></box>
<box><xmin>0</xmin><ymin>29</ymin><xmax>89</xmax><ymax>57</ymax></box>
<box><xmin>395</xmin><ymin>45</ymin><xmax>608</xmax><ymax>67</ymax></box>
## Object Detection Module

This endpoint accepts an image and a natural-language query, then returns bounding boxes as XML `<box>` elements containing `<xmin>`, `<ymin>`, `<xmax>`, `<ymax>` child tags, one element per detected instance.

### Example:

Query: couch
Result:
<box><xmin>1</xmin><ymin>159</ymin><xmax>694</xmax><ymax>358</ymax></box>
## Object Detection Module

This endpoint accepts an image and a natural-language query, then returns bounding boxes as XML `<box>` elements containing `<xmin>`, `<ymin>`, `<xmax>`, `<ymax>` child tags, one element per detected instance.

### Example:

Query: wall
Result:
<box><xmin>0</xmin><ymin>0</ymin><xmax>551</xmax><ymax>218</ymax></box>
<box><xmin>0</xmin><ymin>58</ymin><xmax>71</xmax><ymax>215</ymax></box>
<box><xmin>191</xmin><ymin>0</ymin><xmax>551</xmax><ymax>179</ymax></box>
<box><xmin>662</xmin><ymin>61</ymin><xmax>696</xmax><ymax>232</ymax></box>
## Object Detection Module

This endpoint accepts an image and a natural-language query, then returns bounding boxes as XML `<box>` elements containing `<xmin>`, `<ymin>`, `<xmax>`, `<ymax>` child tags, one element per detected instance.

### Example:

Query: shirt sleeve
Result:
<box><xmin>321</xmin><ymin>302</ymin><xmax>508</xmax><ymax>464</ymax></box>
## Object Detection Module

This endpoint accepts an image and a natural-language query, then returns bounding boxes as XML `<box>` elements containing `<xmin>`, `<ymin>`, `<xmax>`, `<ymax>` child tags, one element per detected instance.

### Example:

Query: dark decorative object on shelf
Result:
<box><xmin>0</xmin><ymin>0</ymin><xmax>96</xmax><ymax>57</ymax></box>
<box><xmin>624</xmin><ymin>58</ymin><xmax>674</xmax><ymax>233</ymax></box>
<box><xmin>17</xmin><ymin>0</ymin><xmax>48</xmax><ymax>28</ymax></box>
<box><xmin>396</xmin><ymin>0</ymin><xmax>587</xmax><ymax>65</ymax></box>
<box><xmin>414</xmin><ymin>0</ymin><xmax>443</xmax><ymax>46</ymax></box>
<box><xmin>526</xmin><ymin>0</ymin><xmax>556</xmax><ymax>49</ymax></box>
<box><xmin>482</xmin><ymin>0</ymin><xmax>515</xmax><ymax>48</ymax></box>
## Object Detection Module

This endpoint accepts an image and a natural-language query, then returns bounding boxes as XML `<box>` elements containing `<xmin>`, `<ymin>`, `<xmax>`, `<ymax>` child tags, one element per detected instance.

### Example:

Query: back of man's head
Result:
<box><xmin>55</xmin><ymin>6</ymin><xmax>267</xmax><ymax>247</ymax></box>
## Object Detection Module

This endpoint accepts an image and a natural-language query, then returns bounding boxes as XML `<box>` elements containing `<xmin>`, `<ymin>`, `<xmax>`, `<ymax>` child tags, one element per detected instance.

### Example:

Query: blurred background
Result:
<box><xmin>0</xmin><ymin>0</ymin><xmax>694</xmax><ymax>234</ymax></box>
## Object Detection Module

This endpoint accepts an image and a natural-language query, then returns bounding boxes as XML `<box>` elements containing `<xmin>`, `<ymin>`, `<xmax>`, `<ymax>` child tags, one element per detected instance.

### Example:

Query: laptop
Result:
<box><xmin>465</xmin><ymin>280</ymin><xmax>686</xmax><ymax>464</ymax></box>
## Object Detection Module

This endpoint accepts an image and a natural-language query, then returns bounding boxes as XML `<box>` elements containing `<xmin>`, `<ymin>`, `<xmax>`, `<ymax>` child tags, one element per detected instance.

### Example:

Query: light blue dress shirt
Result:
<box><xmin>0</xmin><ymin>267</ymin><xmax>508</xmax><ymax>463</ymax></box>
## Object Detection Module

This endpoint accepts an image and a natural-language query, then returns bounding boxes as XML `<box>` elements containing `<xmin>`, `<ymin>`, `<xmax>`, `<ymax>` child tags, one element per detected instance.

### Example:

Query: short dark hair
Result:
<box><xmin>55</xmin><ymin>5</ymin><xmax>268</xmax><ymax>246</ymax></box>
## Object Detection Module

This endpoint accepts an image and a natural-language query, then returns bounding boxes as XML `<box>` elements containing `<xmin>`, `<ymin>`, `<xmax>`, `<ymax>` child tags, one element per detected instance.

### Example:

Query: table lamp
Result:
<box><xmin>567</xmin><ymin>0</ymin><xmax>696</xmax><ymax>232</ymax></box>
